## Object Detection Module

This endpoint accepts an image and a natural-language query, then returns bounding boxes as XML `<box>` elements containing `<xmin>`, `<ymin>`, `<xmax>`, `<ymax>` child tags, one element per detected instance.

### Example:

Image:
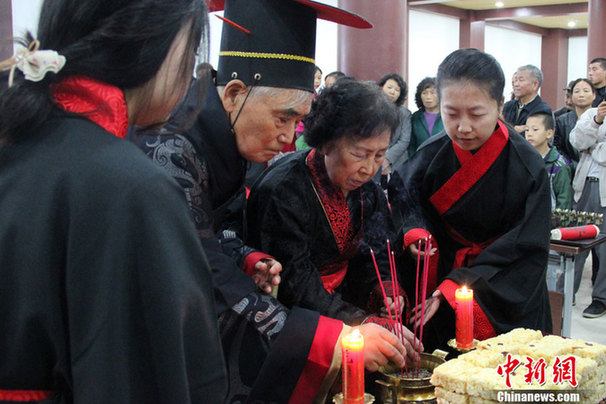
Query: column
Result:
<box><xmin>541</xmin><ymin>29</ymin><xmax>568</xmax><ymax>110</ymax></box>
<box><xmin>0</xmin><ymin>0</ymin><xmax>13</xmax><ymax>61</ymax></box>
<box><xmin>588</xmin><ymin>0</ymin><xmax>606</xmax><ymax>62</ymax></box>
<box><xmin>459</xmin><ymin>18</ymin><xmax>470</xmax><ymax>48</ymax></box>
<box><xmin>338</xmin><ymin>0</ymin><xmax>407</xmax><ymax>81</ymax></box>
<box><xmin>469</xmin><ymin>21</ymin><xmax>485</xmax><ymax>51</ymax></box>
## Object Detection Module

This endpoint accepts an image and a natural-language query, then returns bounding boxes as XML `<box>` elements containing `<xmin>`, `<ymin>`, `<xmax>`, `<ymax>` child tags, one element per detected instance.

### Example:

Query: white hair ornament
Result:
<box><xmin>0</xmin><ymin>40</ymin><xmax>66</xmax><ymax>87</ymax></box>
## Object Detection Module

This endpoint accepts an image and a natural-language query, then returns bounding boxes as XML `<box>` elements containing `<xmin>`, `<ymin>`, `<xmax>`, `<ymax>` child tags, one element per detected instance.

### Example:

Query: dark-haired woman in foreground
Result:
<box><xmin>389</xmin><ymin>48</ymin><xmax>552</xmax><ymax>350</ymax></box>
<box><xmin>247</xmin><ymin>80</ymin><xmax>420</xmax><ymax>351</ymax></box>
<box><xmin>0</xmin><ymin>0</ymin><xmax>227</xmax><ymax>402</ymax></box>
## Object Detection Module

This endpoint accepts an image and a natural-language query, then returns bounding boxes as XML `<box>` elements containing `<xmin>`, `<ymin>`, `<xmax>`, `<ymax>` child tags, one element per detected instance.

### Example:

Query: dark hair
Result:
<box><xmin>414</xmin><ymin>77</ymin><xmax>436</xmax><ymax>111</ymax></box>
<box><xmin>0</xmin><ymin>0</ymin><xmax>208</xmax><ymax>142</ymax></box>
<box><xmin>527</xmin><ymin>111</ymin><xmax>554</xmax><ymax>131</ymax></box>
<box><xmin>303</xmin><ymin>78</ymin><xmax>399</xmax><ymax>149</ymax></box>
<box><xmin>571</xmin><ymin>78</ymin><xmax>595</xmax><ymax>94</ymax></box>
<box><xmin>314</xmin><ymin>65</ymin><xmax>323</xmax><ymax>75</ymax></box>
<box><xmin>325</xmin><ymin>71</ymin><xmax>346</xmax><ymax>80</ymax></box>
<box><xmin>378</xmin><ymin>73</ymin><xmax>407</xmax><ymax>106</ymax></box>
<box><xmin>437</xmin><ymin>48</ymin><xmax>505</xmax><ymax>107</ymax></box>
<box><xmin>590</xmin><ymin>58</ymin><xmax>606</xmax><ymax>70</ymax></box>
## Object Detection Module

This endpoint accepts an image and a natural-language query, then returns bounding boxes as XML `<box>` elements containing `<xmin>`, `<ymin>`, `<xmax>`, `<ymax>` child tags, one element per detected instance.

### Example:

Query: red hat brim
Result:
<box><xmin>207</xmin><ymin>0</ymin><xmax>372</xmax><ymax>28</ymax></box>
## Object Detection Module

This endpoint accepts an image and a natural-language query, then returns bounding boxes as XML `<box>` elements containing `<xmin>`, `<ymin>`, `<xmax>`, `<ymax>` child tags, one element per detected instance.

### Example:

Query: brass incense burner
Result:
<box><xmin>375</xmin><ymin>349</ymin><xmax>448</xmax><ymax>404</ymax></box>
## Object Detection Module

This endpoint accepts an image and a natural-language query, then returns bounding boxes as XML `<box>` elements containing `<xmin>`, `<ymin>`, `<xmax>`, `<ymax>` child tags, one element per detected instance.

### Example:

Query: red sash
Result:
<box><xmin>446</xmin><ymin>224</ymin><xmax>499</xmax><ymax>269</ymax></box>
<box><xmin>306</xmin><ymin>149</ymin><xmax>360</xmax><ymax>293</ymax></box>
<box><xmin>430</xmin><ymin>120</ymin><xmax>509</xmax><ymax>215</ymax></box>
<box><xmin>0</xmin><ymin>390</ymin><xmax>53</xmax><ymax>401</ymax></box>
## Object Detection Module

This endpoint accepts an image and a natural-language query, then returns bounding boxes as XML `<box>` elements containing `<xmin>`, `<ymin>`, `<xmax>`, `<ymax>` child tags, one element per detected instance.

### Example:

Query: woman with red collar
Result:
<box><xmin>389</xmin><ymin>48</ymin><xmax>553</xmax><ymax>351</ymax></box>
<box><xmin>0</xmin><ymin>1</ymin><xmax>226</xmax><ymax>402</ymax></box>
<box><xmin>247</xmin><ymin>79</ymin><xmax>417</xmax><ymax>336</ymax></box>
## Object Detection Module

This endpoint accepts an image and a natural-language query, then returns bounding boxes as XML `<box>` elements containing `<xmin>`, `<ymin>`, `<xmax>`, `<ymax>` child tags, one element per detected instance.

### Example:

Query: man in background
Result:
<box><xmin>503</xmin><ymin>64</ymin><xmax>552</xmax><ymax>134</ymax></box>
<box><xmin>589</xmin><ymin>57</ymin><xmax>606</xmax><ymax>107</ymax></box>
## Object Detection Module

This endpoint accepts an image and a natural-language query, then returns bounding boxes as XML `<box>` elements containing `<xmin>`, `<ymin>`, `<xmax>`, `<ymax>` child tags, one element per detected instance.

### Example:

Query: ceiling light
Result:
<box><xmin>567</xmin><ymin>20</ymin><xmax>577</xmax><ymax>27</ymax></box>
<box><xmin>495</xmin><ymin>1</ymin><xmax>504</xmax><ymax>7</ymax></box>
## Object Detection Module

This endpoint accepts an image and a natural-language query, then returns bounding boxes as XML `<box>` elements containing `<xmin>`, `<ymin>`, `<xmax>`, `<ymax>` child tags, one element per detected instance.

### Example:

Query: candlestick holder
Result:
<box><xmin>447</xmin><ymin>338</ymin><xmax>478</xmax><ymax>354</ymax></box>
<box><xmin>332</xmin><ymin>392</ymin><xmax>375</xmax><ymax>404</ymax></box>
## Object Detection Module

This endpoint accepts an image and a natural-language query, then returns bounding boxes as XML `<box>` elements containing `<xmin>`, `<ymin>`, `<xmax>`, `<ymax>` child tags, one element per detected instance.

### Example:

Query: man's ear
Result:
<box><xmin>546</xmin><ymin>129</ymin><xmax>554</xmax><ymax>139</ymax></box>
<box><xmin>220</xmin><ymin>79</ymin><xmax>249</xmax><ymax>113</ymax></box>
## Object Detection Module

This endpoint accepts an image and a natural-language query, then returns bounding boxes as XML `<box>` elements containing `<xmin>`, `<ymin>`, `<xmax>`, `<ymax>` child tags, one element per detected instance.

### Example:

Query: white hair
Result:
<box><xmin>217</xmin><ymin>85</ymin><xmax>313</xmax><ymax>109</ymax></box>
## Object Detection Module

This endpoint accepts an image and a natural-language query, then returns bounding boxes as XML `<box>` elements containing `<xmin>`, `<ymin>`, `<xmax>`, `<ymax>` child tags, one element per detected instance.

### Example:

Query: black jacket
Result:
<box><xmin>555</xmin><ymin>110</ymin><xmax>580</xmax><ymax>169</ymax></box>
<box><xmin>503</xmin><ymin>94</ymin><xmax>553</xmax><ymax>130</ymax></box>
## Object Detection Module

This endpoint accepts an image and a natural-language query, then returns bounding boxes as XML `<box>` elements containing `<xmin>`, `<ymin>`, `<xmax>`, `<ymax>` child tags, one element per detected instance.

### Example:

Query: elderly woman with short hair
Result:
<box><xmin>247</xmin><ymin>80</ymin><xmax>420</xmax><ymax>352</ymax></box>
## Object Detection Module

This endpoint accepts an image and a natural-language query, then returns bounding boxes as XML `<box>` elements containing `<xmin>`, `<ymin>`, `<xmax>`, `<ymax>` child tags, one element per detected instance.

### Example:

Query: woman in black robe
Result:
<box><xmin>388</xmin><ymin>48</ymin><xmax>552</xmax><ymax>351</ymax></box>
<box><xmin>247</xmin><ymin>79</ymin><xmax>415</xmax><ymax>333</ymax></box>
<box><xmin>0</xmin><ymin>1</ymin><xmax>227</xmax><ymax>402</ymax></box>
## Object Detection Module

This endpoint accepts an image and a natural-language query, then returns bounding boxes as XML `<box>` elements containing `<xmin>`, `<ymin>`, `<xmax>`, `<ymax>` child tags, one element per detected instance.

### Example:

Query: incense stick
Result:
<box><xmin>413</xmin><ymin>238</ymin><xmax>422</xmax><ymax>353</ymax></box>
<box><xmin>391</xmin><ymin>250</ymin><xmax>408</xmax><ymax>377</ymax></box>
<box><xmin>369</xmin><ymin>248</ymin><xmax>394</xmax><ymax>322</ymax></box>
<box><xmin>418</xmin><ymin>237</ymin><xmax>431</xmax><ymax>376</ymax></box>
<box><xmin>386</xmin><ymin>241</ymin><xmax>399</xmax><ymax>338</ymax></box>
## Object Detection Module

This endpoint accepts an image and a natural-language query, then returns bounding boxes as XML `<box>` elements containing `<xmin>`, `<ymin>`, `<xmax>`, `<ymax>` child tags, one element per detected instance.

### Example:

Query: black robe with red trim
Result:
<box><xmin>246</xmin><ymin>149</ymin><xmax>397</xmax><ymax>325</ymax></box>
<box><xmin>0</xmin><ymin>78</ymin><xmax>227</xmax><ymax>403</ymax></box>
<box><xmin>388</xmin><ymin>121</ymin><xmax>552</xmax><ymax>349</ymax></box>
<box><xmin>131</xmin><ymin>77</ymin><xmax>345</xmax><ymax>403</ymax></box>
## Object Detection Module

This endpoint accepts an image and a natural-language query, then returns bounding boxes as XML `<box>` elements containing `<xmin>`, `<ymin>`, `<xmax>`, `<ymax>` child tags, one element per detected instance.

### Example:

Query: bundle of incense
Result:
<box><xmin>415</xmin><ymin>236</ymin><xmax>432</xmax><ymax>376</ymax></box>
<box><xmin>370</xmin><ymin>244</ymin><xmax>408</xmax><ymax>377</ymax></box>
<box><xmin>369</xmin><ymin>248</ymin><xmax>393</xmax><ymax>323</ymax></box>
<box><xmin>387</xmin><ymin>240</ymin><xmax>407</xmax><ymax>377</ymax></box>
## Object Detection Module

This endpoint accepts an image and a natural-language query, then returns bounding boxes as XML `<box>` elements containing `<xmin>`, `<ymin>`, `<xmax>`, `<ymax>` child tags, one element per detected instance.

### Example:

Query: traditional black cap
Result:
<box><xmin>209</xmin><ymin>0</ymin><xmax>371</xmax><ymax>92</ymax></box>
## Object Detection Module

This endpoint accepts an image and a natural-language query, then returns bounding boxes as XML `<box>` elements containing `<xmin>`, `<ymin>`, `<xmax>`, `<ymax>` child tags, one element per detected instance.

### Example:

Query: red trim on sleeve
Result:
<box><xmin>288</xmin><ymin>316</ymin><xmax>344</xmax><ymax>404</ymax></box>
<box><xmin>404</xmin><ymin>229</ymin><xmax>439</xmax><ymax>293</ymax></box>
<box><xmin>474</xmin><ymin>301</ymin><xmax>497</xmax><ymax>340</ymax></box>
<box><xmin>245</xmin><ymin>186</ymin><xmax>250</xmax><ymax>199</ymax></box>
<box><xmin>438</xmin><ymin>280</ymin><xmax>496</xmax><ymax>341</ymax></box>
<box><xmin>403</xmin><ymin>228</ymin><xmax>431</xmax><ymax>249</ymax></box>
<box><xmin>0</xmin><ymin>390</ymin><xmax>53</xmax><ymax>401</ymax></box>
<box><xmin>242</xmin><ymin>251</ymin><xmax>272</xmax><ymax>276</ymax></box>
<box><xmin>438</xmin><ymin>279</ymin><xmax>459</xmax><ymax>310</ymax></box>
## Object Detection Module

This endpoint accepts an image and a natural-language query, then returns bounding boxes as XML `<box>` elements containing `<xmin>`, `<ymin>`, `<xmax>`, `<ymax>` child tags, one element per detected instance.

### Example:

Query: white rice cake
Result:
<box><xmin>431</xmin><ymin>359</ymin><xmax>475</xmax><ymax>394</ymax></box>
<box><xmin>434</xmin><ymin>387</ymin><xmax>469</xmax><ymax>404</ymax></box>
<box><xmin>477</xmin><ymin>328</ymin><xmax>542</xmax><ymax>351</ymax></box>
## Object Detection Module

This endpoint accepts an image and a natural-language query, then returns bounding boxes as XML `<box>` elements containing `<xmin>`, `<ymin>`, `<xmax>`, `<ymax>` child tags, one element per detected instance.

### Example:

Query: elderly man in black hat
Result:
<box><xmin>130</xmin><ymin>0</ymin><xmax>422</xmax><ymax>402</ymax></box>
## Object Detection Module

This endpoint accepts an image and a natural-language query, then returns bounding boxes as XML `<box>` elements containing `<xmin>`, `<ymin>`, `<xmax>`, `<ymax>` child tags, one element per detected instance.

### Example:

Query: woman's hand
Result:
<box><xmin>409</xmin><ymin>289</ymin><xmax>443</xmax><ymax>328</ymax></box>
<box><xmin>380</xmin><ymin>296</ymin><xmax>405</xmax><ymax>319</ymax></box>
<box><xmin>252</xmin><ymin>258</ymin><xmax>282</xmax><ymax>294</ymax></box>
<box><xmin>355</xmin><ymin>323</ymin><xmax>423</xmax><ymax>372</ymax></box>
<box><xmin>407</xmin><ymin>240</ymin><xmax>437</xmax><ymax>260</ymax></box>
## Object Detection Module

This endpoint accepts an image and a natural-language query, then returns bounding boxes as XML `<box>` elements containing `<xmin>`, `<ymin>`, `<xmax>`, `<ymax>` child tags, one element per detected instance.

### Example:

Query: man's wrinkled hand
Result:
<box><xmin>252</xmin><ymin>258</ymin><xmax>282</xmax><ymax>294</ymax></box>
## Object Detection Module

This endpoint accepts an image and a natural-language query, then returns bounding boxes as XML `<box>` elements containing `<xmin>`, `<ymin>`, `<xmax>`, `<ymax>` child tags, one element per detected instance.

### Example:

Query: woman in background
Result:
<box><xmin>378</xmin><ymin>73</ymin><xmax>412</xmax><ymax>179</ymax></box>
<box><xmin>0</xmin><ymin>0</ymin><xmax>226</xmax><ymax>402</ymax></box>
<box><xmin>408</xmin><ymin>77</ymin><xmax>444</xmax><ymax>159</ymax></box>
<box><xmin>294</xmin><ymin>65</ymin><xmax>323</xmax><ymax>152</ymax></box>
<box><xmin>555</xmin><ymin>78</ymin><xmax>596</xmax><ymax>174</ymax></box>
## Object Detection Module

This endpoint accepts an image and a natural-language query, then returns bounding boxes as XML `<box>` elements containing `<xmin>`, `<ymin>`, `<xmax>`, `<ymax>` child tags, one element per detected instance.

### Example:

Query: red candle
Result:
<box><xmin>342</xmin><ymin>329</ymin><xmax>364</xmax><ymax>403</ymax></box>
<box><xmin>455</xmin><ymin>286</ymin><xmax>474</xmax><ymax>349</ymax></box>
